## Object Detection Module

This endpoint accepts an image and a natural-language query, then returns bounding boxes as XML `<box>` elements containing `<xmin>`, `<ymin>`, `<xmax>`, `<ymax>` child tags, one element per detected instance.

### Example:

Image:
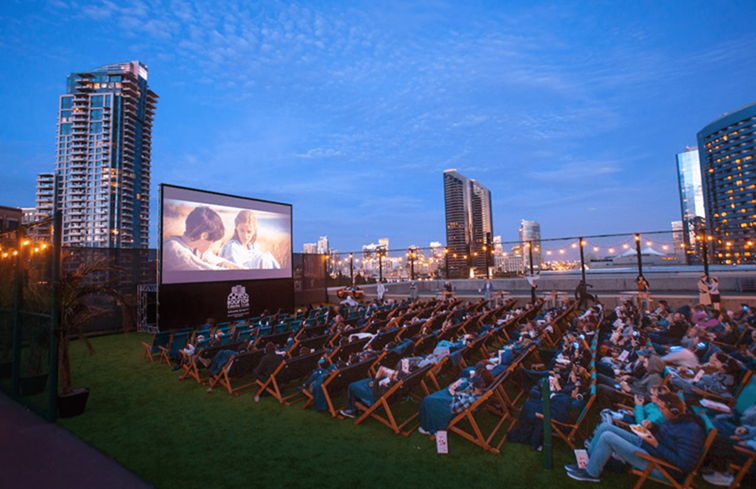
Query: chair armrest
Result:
<box><xmin>633</xmin><ymin>451</ymin><xmax>680</xmax><ymax>471</ymax></box>
<box><xmin>733</xmin><ymin>445</ymin><xmax>756</xmax><ymax>457</ymax></box>
<box><xmin>690</xmin><ymin>386</ymin><xmax>733</xmax><ymax>403</ymax></box>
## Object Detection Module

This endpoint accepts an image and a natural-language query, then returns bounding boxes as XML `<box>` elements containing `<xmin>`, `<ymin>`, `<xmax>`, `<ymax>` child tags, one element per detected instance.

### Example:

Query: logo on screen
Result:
<box><xmin>227</xmin><ymin>285</ymin><xmax>250</xmax><ymax>318</ymax></box>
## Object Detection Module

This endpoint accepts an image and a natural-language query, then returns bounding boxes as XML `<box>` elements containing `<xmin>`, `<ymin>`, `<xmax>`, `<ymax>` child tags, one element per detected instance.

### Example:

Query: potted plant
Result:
<box><xmin>55</xmin><ymin>256</ymin><xmax>133</xmax><ymax>417</ymax></box>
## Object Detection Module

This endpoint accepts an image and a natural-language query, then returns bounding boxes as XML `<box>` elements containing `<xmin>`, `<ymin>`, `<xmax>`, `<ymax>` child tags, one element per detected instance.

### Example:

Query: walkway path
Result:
<box><xmin>0</xmin><ymin>392</ymin><xmax>152</xmax><ymax>489</ymax></box>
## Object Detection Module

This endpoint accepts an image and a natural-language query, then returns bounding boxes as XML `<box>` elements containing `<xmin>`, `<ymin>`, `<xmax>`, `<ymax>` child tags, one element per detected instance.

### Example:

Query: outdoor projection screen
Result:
<box><xmin>159</xmin><ymin>185</ymin><xmax>292</xmax><ymax>285</ymax></box>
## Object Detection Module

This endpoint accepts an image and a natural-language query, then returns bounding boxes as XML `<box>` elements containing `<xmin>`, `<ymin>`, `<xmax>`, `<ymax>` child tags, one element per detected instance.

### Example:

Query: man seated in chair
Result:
<box><xmin>253</xmin><ymin>342</ymin><xmax>284</xmax><ymax>383</ymax></box>
<box><xmin>339</xmin><ymin>366</ymin><xmax>402</xmax><ymax>418</ymax></box>
<box><xmin>565</xmin><ymin>390</ymin><xmax>705</xmax><ymax>483</ymax></box>
<box><xmin>417</xmin><ymin>370</ymin><xmax>492</xmax><ymax>435</ymax></box>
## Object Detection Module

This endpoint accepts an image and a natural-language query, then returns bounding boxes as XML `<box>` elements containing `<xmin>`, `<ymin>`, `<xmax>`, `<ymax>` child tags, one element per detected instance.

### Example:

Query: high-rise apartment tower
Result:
<box><xmin>443</xmin><ymin>169</ymin><xmax>493</xmax><ymax>277</ymax></box>
<box><xmin>51</xmin><ymin>61</ymin><xmax>157</xmax><ymax>248</ymax></box>
<box><xmin>697</xmin><ymin>102</ymin><xmax>756</xmax><ymax>264</ymax></box>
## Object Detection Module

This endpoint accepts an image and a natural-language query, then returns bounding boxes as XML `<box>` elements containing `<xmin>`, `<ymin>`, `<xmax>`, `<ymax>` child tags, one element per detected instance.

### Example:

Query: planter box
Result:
<box><xmin>57</xmin><ymin>387</ymin><xmax>90</xmax><ymax>418</ymax></box>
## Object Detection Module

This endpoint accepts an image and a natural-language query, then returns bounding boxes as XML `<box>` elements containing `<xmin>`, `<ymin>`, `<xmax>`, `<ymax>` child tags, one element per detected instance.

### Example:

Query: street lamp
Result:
<box><xmin>635</xmin><ymin>233</ymin><xmax>643</xmax><ymax>278</ymax></box>
<box><xmin>349</xmin><ymin>253</ymin><xmax>354</xmax><ymax>284</ymax></box>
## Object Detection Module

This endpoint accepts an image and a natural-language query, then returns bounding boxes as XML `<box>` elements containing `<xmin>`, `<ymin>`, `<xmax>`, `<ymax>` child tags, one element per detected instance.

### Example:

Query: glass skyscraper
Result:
<box><xmin>48</xmin><ymin>61</ymin><xmax>157</xmax><ymax>248</ymax></box>
<box><xmin>518</xmin><ymin>219</ymin><xmax>542</xmax><ymax>271</ymax></box>
<box><xmin>697</xmin><ymin>101</ymin><xmax>756</xmax><ymax>264</ymax></box>
<box><xmin>676</xmin><ymin>147</ymin><xmax>706</xmax><ymax>263</ymax></box>
<box><xmin>443</xmin><ymin>169</ymin><xmax>493</xmax><ymax>277</ymax></box>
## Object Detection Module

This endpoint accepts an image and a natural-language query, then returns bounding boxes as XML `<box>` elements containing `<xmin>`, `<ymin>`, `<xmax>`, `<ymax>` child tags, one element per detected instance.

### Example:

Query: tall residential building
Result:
<box><xmin>303</xmin><ymin>243</ymin><xmax>317</xmax><ymax>254</ymax></box>
<box><xmin>676</xmin><ymin>147</ymin><xmax>706</xmax><ymax>263</ymax></box>
<box><xmin>671</xmin><ymin>221</ymin><xmax>686</xmax><ymax>262</ymax></box>
<box><xmin>30</xmin><ymin>173</ymin><xmax>55</xmax><ymax>240</ymax></box>
<box><xmin>519</xmin><ymin>219</ymin><xmax>542</xmax><ymax>271</ymax></box>
<box><xmin>317</xmin><ymin>236</ymin><xmax>329</xmax><ymax>255</ymax></box>
<box><xmin>697</xmin><ymin>102</ymin><xmax>756</xmax><ymax>264</ymax></box>
<box><xmin>443</xmin><ymin>169</ymin><xmax>493</xmax><ymax>277</ymax></box>
<box><xmin>53</xmin><ymin>61</ymin><xmax>157</xmax><ymax>248</ymax></box>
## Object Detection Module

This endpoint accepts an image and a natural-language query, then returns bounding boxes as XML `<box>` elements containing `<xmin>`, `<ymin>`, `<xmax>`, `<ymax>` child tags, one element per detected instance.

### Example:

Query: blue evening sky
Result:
<box><xmin>1</xmin><ymin>0</ymin><xmax>755</xmax><ymax>253</ymax></box>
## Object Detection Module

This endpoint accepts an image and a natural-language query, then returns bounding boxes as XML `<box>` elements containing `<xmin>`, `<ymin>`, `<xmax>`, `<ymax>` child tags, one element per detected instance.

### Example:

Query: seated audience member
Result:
<box><xmin>253</xmin><ymin>342</ymin><xmax>284</xmax><ymax>382</ymax></box>
<box><xmin>566</xmin><ymin>391</ymin><xmax>705</xmax><ymax>483</ymax></box>
<box><xmin>417</xmin><ymin>370</ymin><xmax>492</xmax><ymax>435</ymax></box>
<box><xmin>508</xmin><ymin>374</ymin><xmax>588</xmax><ymax>451</ymax></box>
<box><xmin>667</xmin><ymin>352</ymin><xmax>741</xmax><ymax>399</ymax></box>
<box><xmin>339</xmin><ymin>366</ymin><xmax>403</xmax><ymax>418</ymax></box>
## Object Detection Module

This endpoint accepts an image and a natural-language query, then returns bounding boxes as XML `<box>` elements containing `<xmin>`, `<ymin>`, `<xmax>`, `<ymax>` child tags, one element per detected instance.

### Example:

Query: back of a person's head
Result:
<box><xmin>265</xmin><ymin>342</ymin><xmax>276</xmax><ymax>354</ymax></box>
<box><xmin>184</xmin><ymin>206</ymin><xmax>225</xmax><ymax>241</ymax></box>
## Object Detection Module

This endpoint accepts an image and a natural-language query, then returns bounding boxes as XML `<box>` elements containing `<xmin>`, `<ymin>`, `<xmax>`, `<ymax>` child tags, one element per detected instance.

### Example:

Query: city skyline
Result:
<box><xmin>2</xmin><ymin>1</ymin><xmax>756</xmax><ymax>252</ymax></box>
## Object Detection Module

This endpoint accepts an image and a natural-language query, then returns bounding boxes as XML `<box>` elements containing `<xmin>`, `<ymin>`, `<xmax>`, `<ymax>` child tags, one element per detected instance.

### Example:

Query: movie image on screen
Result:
<box><xmin>160</xmin><ymin>185</ymin><xmax>292</xmax><ymax>285</ymax></box>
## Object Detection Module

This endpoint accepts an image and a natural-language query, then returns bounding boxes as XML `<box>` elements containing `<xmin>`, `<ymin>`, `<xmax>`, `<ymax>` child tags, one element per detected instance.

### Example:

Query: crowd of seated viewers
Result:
<box><xmin>169</xmin><ymin>293</ymin><xmax>756</xmax><ymax>488</ymax></box>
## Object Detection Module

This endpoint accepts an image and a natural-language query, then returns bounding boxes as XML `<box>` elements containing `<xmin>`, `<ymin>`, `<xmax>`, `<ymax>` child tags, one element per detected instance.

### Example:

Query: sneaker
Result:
<box><xmin>567</xmin><ymin>468</ymin><xmax>601</xmax><ymax>483</ymax></box>
<box><xmin>564</xmin><ymin>463</ymin><xmax>580</xmax><ymax>472</ymax></box>
<box><xmin>702</xmin><ymin>471</ymin><xmax>734</xmax><ymax>487</ymax></box>
<box><xmin>418</xmin><ymin>427</ymin><xmax>430</xmax><ymax>435</ymax></box>
<box><xmin>340</xmin><ymin>408</ymin><xmax>356</xmax><ymax>418</ymax></box>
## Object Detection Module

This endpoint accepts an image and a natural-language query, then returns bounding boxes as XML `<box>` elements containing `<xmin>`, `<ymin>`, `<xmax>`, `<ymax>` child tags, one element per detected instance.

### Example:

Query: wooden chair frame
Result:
<box><xmin>353</xmin><ymin>364</ymin><xmax>434</xmax><ymax>435</ymax></box>
<box><xmin>629</xmin><ymin>423</ymin><xmax>717</xmax><ymax>489</ymax></box>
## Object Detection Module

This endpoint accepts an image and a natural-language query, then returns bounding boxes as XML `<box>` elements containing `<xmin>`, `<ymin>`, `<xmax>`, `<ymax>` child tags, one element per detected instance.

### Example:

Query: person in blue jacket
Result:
<box><xmin>566</xmin><ymin>390</ymin><xmax>706</xmax><ymax>483</ymax></box>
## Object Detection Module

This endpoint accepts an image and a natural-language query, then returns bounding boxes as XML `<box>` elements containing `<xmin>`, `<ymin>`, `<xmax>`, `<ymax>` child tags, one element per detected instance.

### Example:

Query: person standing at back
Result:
<box><xmin>698</xmin><ymin>274</ymin><xmax>711</xmax><ymax>307</ymax></box>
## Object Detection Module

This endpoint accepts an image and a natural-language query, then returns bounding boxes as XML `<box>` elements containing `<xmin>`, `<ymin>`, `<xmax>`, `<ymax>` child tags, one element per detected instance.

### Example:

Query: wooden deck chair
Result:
<box><xmin>327</xmin><ymin>336</ymin><xmax>371</xmax><ymax>364</ymax></box>
<box><xmin>252</xmin><ymin>329</ymin><xmax>292</xmax><ymax>349</ymax></box>
<box><xmin>288</xmin><ymin>332</ymin><xmax>333</xmax><ymax>357</ymax></box>
<box><xmin>544</xmin><ymin>381</ymin><xmax>597</xmax><ymax>450</ymax></box>
<box><xmin>628</xmin><ymin>415</ymin><xmax>717</xmax><ymax>489</ymax></box>
<box><xmin>178</xmin><ymin>347</ymin><xmax>205</xmax><ymax>384</ymax></box>
<box><xmin>441</xmin><ymin>367</ymin><xmax>519</xmax><ymax>453</ymax></box>
<box><xmin>729</xmin><ymin>445</ymin><xmax>756</xmax><ymax>489</ymax></box>
<box><xmin>353</xmin><ymin>363</ymin><xmax>434</xmax><ymax>435</ymax></box>
<box><xmin>207</xmin><ymin>349</ymin><xmax>265</xmax><ymax>395</ymax></box>
<box><xmin>490</xmin><ymin>345</ymin><xmax>538</xmax><ymax>413</ymax></box>
<box><xmin>142</xmin><ymin>331</ymin><xmax>171</xmax><ymax>362</ymax></box>
<box><xmin>691</xmin><ymin>369</ymin><xmax>753</xmax><ymax>408</ymax></box>
<box><xmin>302</xmin><ymin>355</ymin><xmax>377</xmax><ymax>417</ymax></box>
<box><xmin>179</xmin><ymin>341</ymin><xmax>244</xmax><ymax>384</ymax></box>
<box><xmin>158</xmin><ymin>331</ymin><xmax>189</xmax><ymax>367</ymax></box>
<box><xmin>413</xmin><ymin>334</ymin><xmax>438</xmax><ymax>356</ymax></box>
<box><xmin>426</xmin><ymin>355</ymin><xmax>453</xmax><ymax>392</ymax></box>
<box><xmin>367</xmin><ymin>329</ymin><xmax>402</xmax><ymax>351</ymax></box>
<box><xmin>396</xmin><ymin>320</ymin><xmax>425</xmax><ymax>341</ymax></box>
<box><xmin>254</xmin><ymin>349</ymin><xmax>326</xmax><ymax>404</ymax></box>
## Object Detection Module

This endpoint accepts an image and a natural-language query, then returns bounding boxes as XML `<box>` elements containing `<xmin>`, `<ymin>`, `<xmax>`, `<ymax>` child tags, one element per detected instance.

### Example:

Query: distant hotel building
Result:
<box><xmin>303</xmin><ymin>243</ymin><xmax>317</xmax><ymax>254</ymax></box>
<box><xmin>519</xmin><ymin>219</ymin><xmax>542</xmax><ymax>271</ymax></box>
<box><xmin>443</xmin><ymin>169</ymin><xmax>493</xmax><ymax>277</ymax></box>
<box><xmin>317</xmin><ymin>236</ymin><xmax>329</xmax><ymax>255</ymax></box>
<box><xmin>697</xmin><ymin>102</ymin><xmax>756</xmax><ymax>264</ymax></box>
<box><xmin>44</xmin><ymin>61</ymin><xmax>157</xmax><ymax>248</ymax></box>
<box><xmin>676</xmin><ymin>147</ymin><xmax>706</xmax><ymax>263</ymax></box>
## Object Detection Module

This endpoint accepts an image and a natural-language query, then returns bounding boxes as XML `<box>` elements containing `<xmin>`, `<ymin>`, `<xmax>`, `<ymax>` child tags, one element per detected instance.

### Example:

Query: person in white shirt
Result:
<box><xmin>163</xmin><ymin>206</ymin><xmax>240</xmax><ymax>272</ymax></box>
<box><xmin>220</xmin><ymin>210</ymin><xmax>281</xmax><ymax>269</ymax></box>
<box><xmin>376</xmin><ymin>281</ymin><xmax>386</xmax><ymax>302</ymax></box>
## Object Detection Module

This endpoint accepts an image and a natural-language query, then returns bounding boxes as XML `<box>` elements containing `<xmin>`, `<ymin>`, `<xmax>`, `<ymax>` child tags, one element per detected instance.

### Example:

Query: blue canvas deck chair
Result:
<box><xmin>142</xmin><ymin>331</ymin><xmax>171</xmax><ymax>362</ymax></box>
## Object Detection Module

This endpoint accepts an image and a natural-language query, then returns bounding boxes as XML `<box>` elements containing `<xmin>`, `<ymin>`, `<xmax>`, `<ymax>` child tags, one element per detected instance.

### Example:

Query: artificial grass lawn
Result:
<box><xmin>59</xmin><ymin>333</ymin><xmax>634</xmax><ymax>489</ymax></box>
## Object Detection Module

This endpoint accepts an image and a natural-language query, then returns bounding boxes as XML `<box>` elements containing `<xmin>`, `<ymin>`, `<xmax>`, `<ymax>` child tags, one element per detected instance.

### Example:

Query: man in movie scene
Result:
<box><xmin>220</xmin><ymin>210</ymin><xmax>281</xmax><ymax>269</ymax></box>
<box><xmin>163</xmin><ymin>206</ymin><xmax>241</xmax><ymax>271</ymax></box>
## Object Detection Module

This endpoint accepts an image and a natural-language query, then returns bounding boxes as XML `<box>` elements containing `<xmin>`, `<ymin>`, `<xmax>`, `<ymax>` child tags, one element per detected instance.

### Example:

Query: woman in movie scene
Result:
<box><xmin>220</xmin><ymin>210</ymin><xmax>281</xmax><ymax>270</ymax></box>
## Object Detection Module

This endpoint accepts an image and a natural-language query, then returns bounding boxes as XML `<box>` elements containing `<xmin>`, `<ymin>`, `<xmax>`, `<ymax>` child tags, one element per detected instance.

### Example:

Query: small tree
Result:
<box><xmin>55</xmin><ymin>257</ymin><xmax>133</xmax><ymax>395</ymax></box>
